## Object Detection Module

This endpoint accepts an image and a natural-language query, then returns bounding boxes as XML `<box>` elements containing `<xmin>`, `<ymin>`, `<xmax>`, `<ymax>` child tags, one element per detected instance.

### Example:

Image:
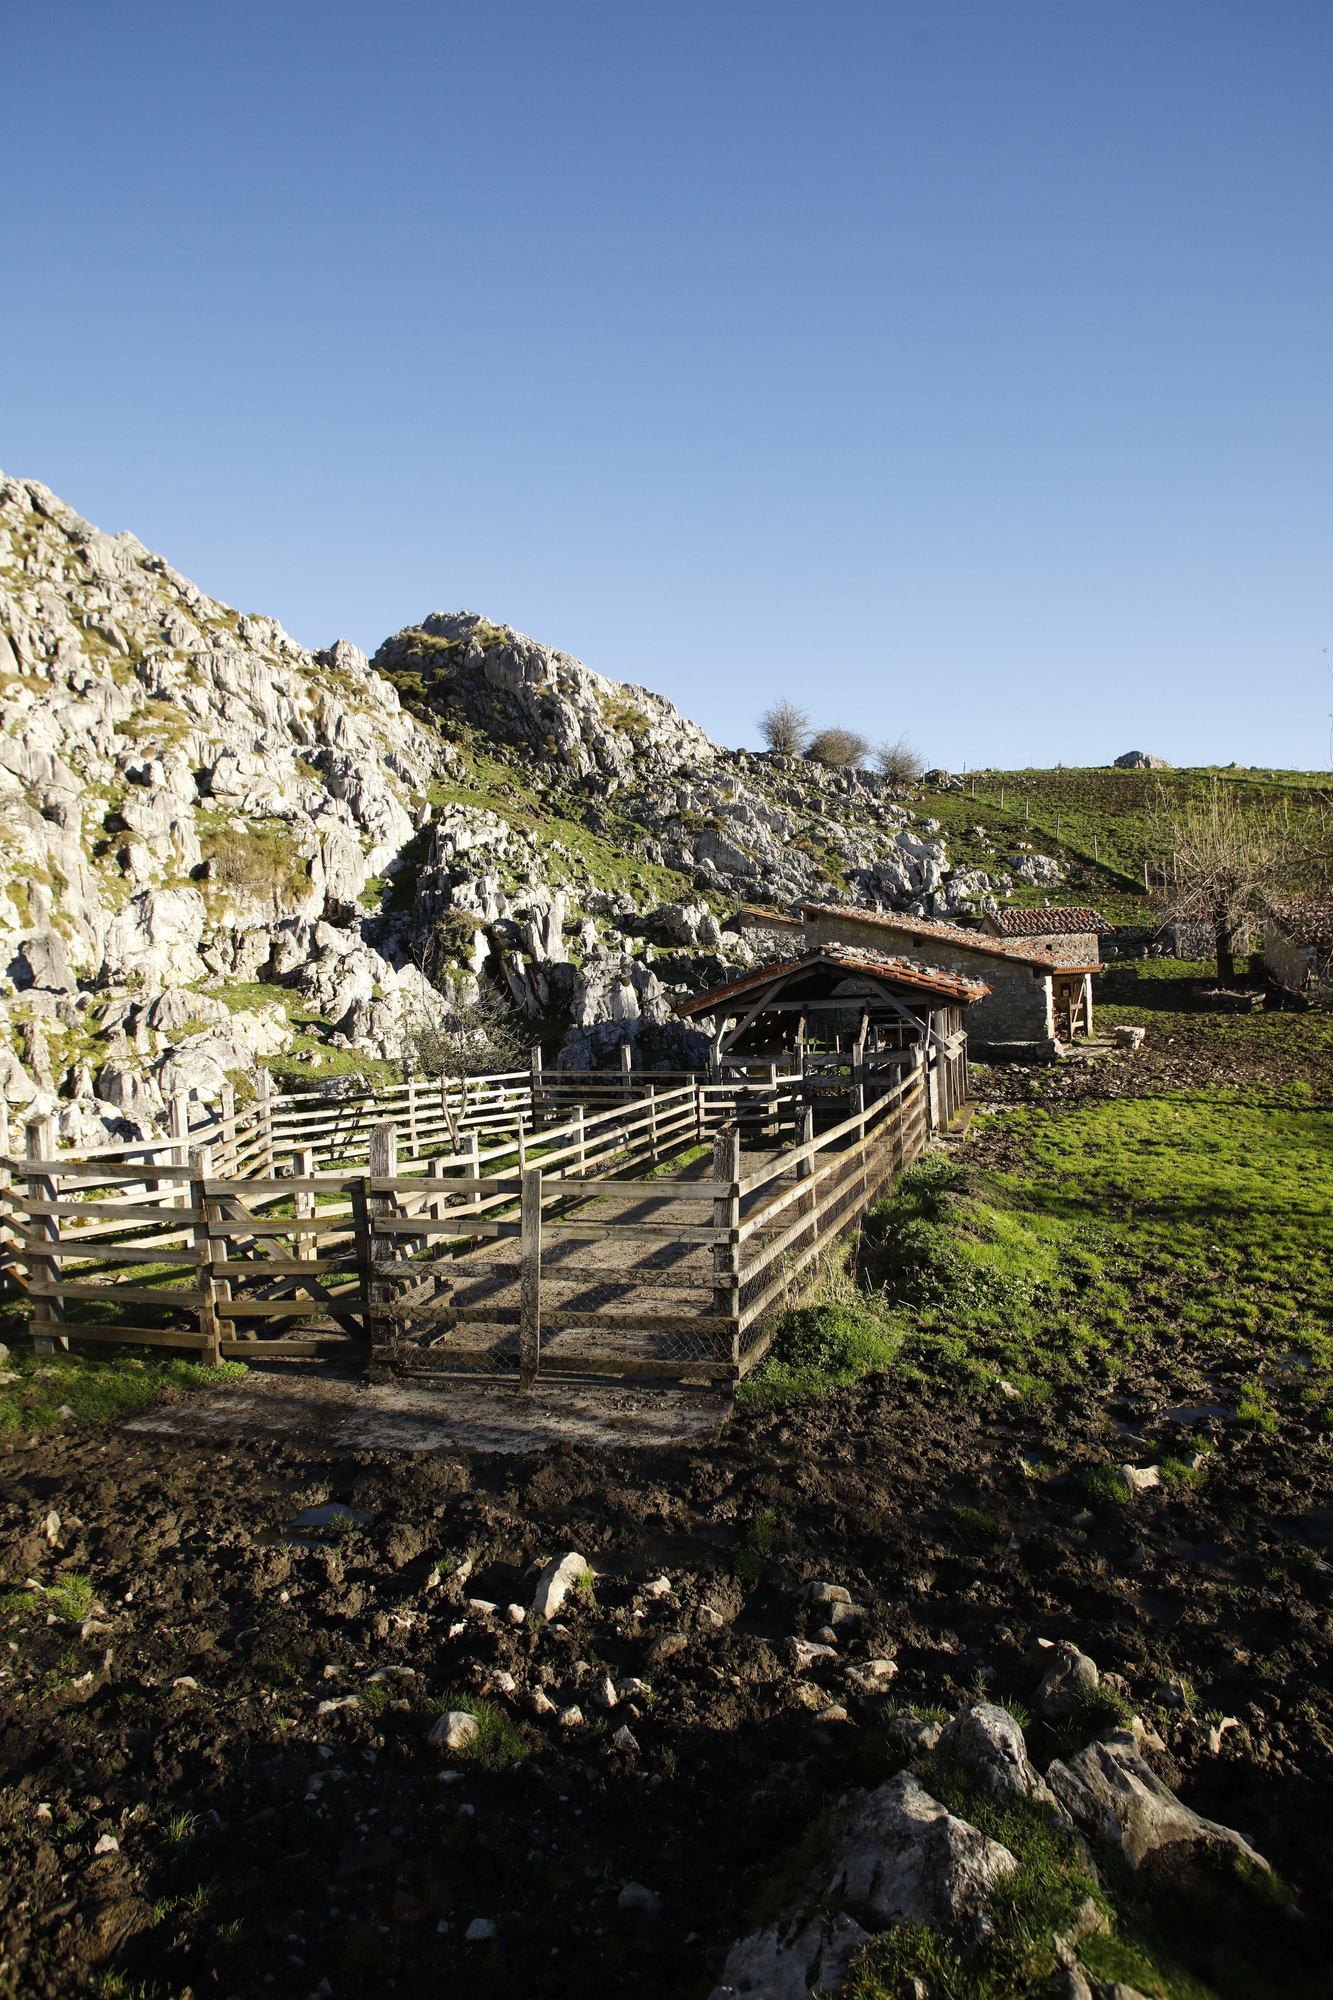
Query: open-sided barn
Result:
<box><xmin>676</xmin><ymin>943</ymin><xmax>989</xmax><ymax>1132</ymax></box>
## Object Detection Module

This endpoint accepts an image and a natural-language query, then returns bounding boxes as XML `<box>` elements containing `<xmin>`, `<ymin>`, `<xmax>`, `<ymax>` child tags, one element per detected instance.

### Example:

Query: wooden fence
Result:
<box><xmin>0</xmin><ymin>1054</ymin><xmax>937</xmax><ymax>1383</ymax></box>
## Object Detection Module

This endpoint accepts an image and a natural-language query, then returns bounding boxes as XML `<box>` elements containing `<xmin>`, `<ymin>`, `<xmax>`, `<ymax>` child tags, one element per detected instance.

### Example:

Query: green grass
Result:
<box><xmin>428</xmin><ymin>1691</ymin><xmax>527</xmax><ymax>1771</ymax></box>
<box><xmin>0</xmin><ymin>1350</ymin><xmax>247</xmax><ymax>1433</ymax></box>
<box><xmin>1</xmin><ymin>1572</ymin><xmax>95</xmax><ymax>1621</ymax></box>
<box><xmin>740</xmin><ymin>978</ymin><xmax>1333</xmax><ymax>1420</ymax></box>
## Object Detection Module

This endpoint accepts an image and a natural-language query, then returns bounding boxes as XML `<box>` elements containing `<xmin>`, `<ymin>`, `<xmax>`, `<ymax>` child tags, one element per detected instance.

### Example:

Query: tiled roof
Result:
<box><xmin>676</xmin><ymin>946</ymin><xmax>990</xmax><ymax>1018</ymax></box>
<box><xmin>986</xmin><ymin>905</ymin><xmax>1113</xmax><ymax>937</ymax></box>
<box><xmin>800</xmin><ymin>903</ymin><xmax>1097</xmax><ymax>974</ymax></box>
<box><xmin>737</xmin><ymin>906</ymin><xmax>803</xmax><ymax>928</ymax></box>
<box><xmin>1266</xmin><ymin>897</ymin><xmax>1333</xmax><ymax>953</ymax></box>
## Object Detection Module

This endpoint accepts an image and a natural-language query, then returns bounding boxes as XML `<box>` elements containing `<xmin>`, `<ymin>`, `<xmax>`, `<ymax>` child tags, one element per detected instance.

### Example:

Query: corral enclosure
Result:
<box><xmin>1</xmin><ymin>1037</ymin><xmax>952</xmax><ymax>1389</ymax></box>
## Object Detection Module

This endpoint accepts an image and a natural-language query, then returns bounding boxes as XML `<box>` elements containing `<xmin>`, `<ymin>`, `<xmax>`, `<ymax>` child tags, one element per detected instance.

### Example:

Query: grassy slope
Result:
<box><xmin>919</xmin><ymin>766</ymin><xmax>1331</xmax><ymax>924</ymax></box>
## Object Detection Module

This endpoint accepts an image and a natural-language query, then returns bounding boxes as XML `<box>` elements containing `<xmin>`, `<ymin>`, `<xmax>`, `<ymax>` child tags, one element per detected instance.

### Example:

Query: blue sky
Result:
<box><xmin>3</xmin><ymin>2</ymin><xmax>1330</xmax><ymax>770</ymax></box>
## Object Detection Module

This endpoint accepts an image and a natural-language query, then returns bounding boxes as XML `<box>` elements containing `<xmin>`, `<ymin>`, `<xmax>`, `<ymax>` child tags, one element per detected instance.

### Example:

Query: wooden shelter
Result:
<box><xmin>676</xmin><ymin>945</ymin><xmax>988</xmax><ymax>1132</ymax></box>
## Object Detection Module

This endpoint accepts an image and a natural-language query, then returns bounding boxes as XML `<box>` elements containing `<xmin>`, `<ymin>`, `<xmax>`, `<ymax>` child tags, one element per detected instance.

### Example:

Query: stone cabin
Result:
<box><xmin>980</xmin><ymin>904</ymin><xmax>1112</xmax><ymax>961</ymax></box>
<box><xmin>791</xmin><ymin>903</ymin><xmax>1098</xmax><ymax>1056</ymax></box>
<box><xmin>1264</xmin><ymin>897</ymin><xmax>1333</xmax><ymax>1005</ymax></box>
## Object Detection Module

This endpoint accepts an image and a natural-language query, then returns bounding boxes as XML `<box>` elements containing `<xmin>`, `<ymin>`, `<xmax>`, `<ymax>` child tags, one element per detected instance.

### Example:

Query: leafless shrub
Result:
<box><xmin>757</xmin><ymin>700</ymin><xmax>811</xmax><ymax>757</ymax></box>
<box><xmin>875</xmin><ymin>736</ymin><xmax>923</xmax><ymax>785</ymax></box>
<box><xmin>806</xmin><ymin>727</ymin><xmax>870</xmax><ymax>769</ymax></box>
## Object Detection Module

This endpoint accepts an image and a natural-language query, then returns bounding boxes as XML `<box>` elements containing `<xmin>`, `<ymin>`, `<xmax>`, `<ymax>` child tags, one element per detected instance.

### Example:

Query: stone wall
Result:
<box><xmin>801</xmin><ymin>909</ymin><xmax>1056</xmax><ymax>1047</ymax></box>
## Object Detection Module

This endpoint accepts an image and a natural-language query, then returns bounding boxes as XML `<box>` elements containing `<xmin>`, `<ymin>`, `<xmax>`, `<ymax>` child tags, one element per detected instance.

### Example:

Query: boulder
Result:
<box><xmin>940</xmin><ymin>1703</ymin><xmax>1059</xmax><ymax>1806</ymax></box>
<box><xmin>1113</xmin><ymin>752</ymin><xmax>1171</xmax><ymax>770</ymax></box>
<box><xmin>16</xmin><ymin>932</ymin><xmax>76</xmax><ymax>994</ymax></box>
<box><xmin>708</xmin><ymin>1771</ymin><xmax>1017</xmax><ymax>2000</ymax></box>
<box><xmin>1046</xmin><ymin>1729</ymin><xmax>1269</xmax><ymax>1871</ymax></box>
<box><xmin>145</xmin><ymin>988</ymin><xmax>230</xmax><ymax>1034</ymax></box>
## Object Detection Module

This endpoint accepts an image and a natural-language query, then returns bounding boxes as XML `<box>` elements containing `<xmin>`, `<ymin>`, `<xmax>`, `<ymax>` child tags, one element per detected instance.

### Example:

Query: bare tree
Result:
<box><xmin>1149</xmin><ymin>782</ymin><xmax>1288</xmax><ymax>984</ymax></box>
<box><xmin>403</xmin><ymin>918</ymin><xmax>534</xmax><ymax>1150</ymax></box>
<box><xmin>757</xmin><ymin>699</ymin><xmax>811</xmax><ymax>756</ymax></box>
<box><xmin>806</xmin><ymin>726</ymin><xmax>870</xmax><ymax>769</ymax></box>
<box><xmin>875</xmin><ymin>736</ymin><xmax>923</xmax><ymax>785</ymax></box>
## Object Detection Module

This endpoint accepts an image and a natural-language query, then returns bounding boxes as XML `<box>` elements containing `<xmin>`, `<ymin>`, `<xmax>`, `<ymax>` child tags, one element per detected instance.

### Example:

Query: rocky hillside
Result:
<box><xmin>0</xmin><ymin>472</ymin><xmax>1056</xmax><ymax>1150</ymax></box>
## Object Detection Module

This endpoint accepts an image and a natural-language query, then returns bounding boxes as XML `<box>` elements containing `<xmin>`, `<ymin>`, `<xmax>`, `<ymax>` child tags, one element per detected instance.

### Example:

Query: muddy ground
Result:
<box><xmin>2</xmin><ymin>1022</ymin><xmax>1332</xmax><ymax>2000</ymax></box>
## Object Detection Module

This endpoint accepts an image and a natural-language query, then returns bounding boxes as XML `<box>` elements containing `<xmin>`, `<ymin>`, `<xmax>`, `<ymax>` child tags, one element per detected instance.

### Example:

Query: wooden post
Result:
<box><xmin>170</xmin><ymin>1090</ymin><xmax>189</xmax><ymax>1206</ymax></box>
<box><xmin>295</xmin><ymin>1145</ymin><xmax>315</xmax><ymax>1258</ymax></box>
<box><xmin>519</xmin><ymin>1164</ymin><xmax>542</xmax><ymax>1389</ymax></box>
<box><xmin>366</xmin><ymin>1122</ymin><xmax>397</xmax><ymax>1359</ymax></box>
<box><xmin>694</xmin><ymin>1077</ymin><xmax>704</xmax><ymax>1145</ymax></box>
<box><xmin>712</xmin><ymin>1125</ymin><xmax>741</xmax><ymax>1369</ymax></box>
<box><xmin>574</xmin><ymin>1103</ymin><xmax>586</xmax><ymax>1178</ymax></box>
<box><xmin>620</xmin><ymin>1039</ymin><xmax>633</xmax><ymax>1102</ymax></box>
<box><xmin>407</xmin><ymin>1071</ymin><xmax>419</xmax><ymax>1158</ymax></box>
<box><xmin>258</xmin><ymin>1066</ymin><xmax>274</xmax><ymax>1176</ymax></box>
<box><xmin>516</xmin><ymin>1115</ymin><xmax>526</xmax><ymax>1173</ymax></box>
<box><xmin>189</xmin><ymin>1144</ymin><xmax>220</xmax><ymax>1365</ymax></box>
<box><xmin>529</xmin><ymin>1044</ymin><xmax>543</xmax><ymax>1129</ymax></box>
<box><xmin>466</xmin><ymin>1128</ymin><xmax>481</xmax><ymax>1213</ymax></box>
<box><xmin>428</xmin><ymin>1153</ymin><xmax>445</xmax><ymax>1222</ymax></box>
<box><xmin>648</xmin><ymin>1083</ymin><xmax>659</xmax><ymax>1163</ymax></box>
<box><xmin>220</xmin><ymin>1082</ymin><xmax>236</xmax><ymax>1174</ymax></box>
<box><xmin>26</xmin><ymin>1113</ymin><xmax>63</xmax><ymax>1354</ymax></box>
<box><xmin>796</xmin><ymin>1103</ymin><xmax>815</xmax><ymax>1241</ymax></box>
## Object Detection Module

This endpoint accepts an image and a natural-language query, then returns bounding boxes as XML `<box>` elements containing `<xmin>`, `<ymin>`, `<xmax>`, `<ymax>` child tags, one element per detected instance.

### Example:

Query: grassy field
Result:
<box><xmin>745</xmin><ymin>964</ymin><xmax>1333</xmax><ymax>1426</ymax></box>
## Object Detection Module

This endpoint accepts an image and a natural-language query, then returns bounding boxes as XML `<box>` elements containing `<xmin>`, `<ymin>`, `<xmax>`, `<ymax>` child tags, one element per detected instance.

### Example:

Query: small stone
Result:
<box><xmin>465</xmin><ymin>1917</ymin><xmax>496</xmax><ymax>1942</ymax></box>
<box><xmin>1153</xmin><ymin>1675</ymin><xmax>1191</xmax><ymax>1710</ymax></box>
<box><xmin>881</xmin><ymin>1709</ymin><xmax>943</xmax><ymax>1754</ymax></box>
<box><xmin>35</xmin><ymin>1803</ymin><xmax>51</xmax><ymax>1820</ymax></box>
<box><xmin>56</xmin><ymin>1405</ymin><xmax>74</xmax><ymax>1419</ymax></box>
<box><xmin>533</xmin><ymin>1550</ymin><xmax>589</xmax><ymax>1621</ymax></box>
<box><xmin>803</xmin><ymin>1581</ymin><xmax>852</xmax><ymax>1605</ymax></box>
<box><xmin>642</xmin><ymin>1577</ymin><xmax>672</xmax><ymax>1599</ymax></box>
<box><xmin>1036</xmin><ymin>1642</ymin><xmax>1100</xmax><ymax>1720</ymax></box>
<box><xmin>697</xmin><ymin>1603</ymin><xmax>725</xmax><ymax>1629</ymax></box>
<box><xmin>506</xmin><ymin>1603</ymin><xmax>526</xmax><ymax>1626</ymax></box>
<box><xmin>557</xmin><ymin>1705</ymin><xmax>584</xmax><ymax>1728</ymax></box>
<box><xmin>317</xmin><ymin>1695</ymin><xmax>358</xmax><ymax>1714</ymax></box>
<box><xmin>429</xmin><ymin>1710</ymin><xmax>480</xmax><ymax>1752</ymax></box>
<box><xmin>530</xmin><ymin>1688</ymin><xmax>557</xmax><ymax>1717</ymax></box>
<box><xmin>643</xmin><ymin>1631</ymin><xmax>687</xmax><ymax>1668</ymax></box>
<box><xmin>1208</xmin><ymin>1716</ymin><xmax>1242</xmax><ymax>1755</ymax></box>
<box><xmin>43</xmin><ymin>1511</ymin><xmax>60</xmax><ymax>1545</ymax></box>
<box><xmin>845</xmin><ymin>1658</ymin><xmax>897</xmax><ymax>1695</ymax></box>
<box><xmin>596</xmin><ymin>1674</ymin><xmax>618</xmax><ymax>1709</ymax></box>
<box><xmin>784</xmin><ymin>1636</ymin><xmax>837</xmax><ymax>1670</ymax></box>
<box><xmin>612</xmin><ymin>1724</ymin><xmax>640</xmax><ymax>1754</ymax></box>
<box><xmin>172</xmin><ymin>1676</ymin><xmax>199</xmax><ymax>1691</ymax></box>
<box><xmin>1118</xmin><ymin>1464</ymin><xmax>1161</xmax><ymax>1493</ymax></box>
<box><xmin>618</xmin><ymin>1881</ymin><xmax>661</xmax><ymax>1914</ymax></box>
<box><xmin>814</xmin><ymin>1625</ymin><xmax>840</xmax><ymax>1644</ymax></box>
<box><xmin>998</xmin><ymin>1378</ymin><xmax>1018</xmax><ymax>1398</ymax></box>
<box><xmin>467</xmin><ymin>1597</ymin><xmax>499</xmax><ymax>1616</ymax></box>
<box><xmin>616</xmin><ymin>1677</ymin><xmax>651</xmax><ymax>1698</ymax></box>
<box><xmin>93</xmin><ymin>1833</ymin><xmax>119</xmax><ymax>1855</ymax></box>
<box><xmin>491</xmin><ymin>1670</ymin><xmax>517</xmax><ymax>1695</ymax></box>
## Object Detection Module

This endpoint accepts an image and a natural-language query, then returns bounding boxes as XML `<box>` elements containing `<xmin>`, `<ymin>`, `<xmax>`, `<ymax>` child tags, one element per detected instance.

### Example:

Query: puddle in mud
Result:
<box><xmin>257</xmin><ymin>1500</ymin><xmax>373</xmax><ymax>1549</ymax></box>
<box><xmin>1161</xmin><ymin>1405</ymin><xmax>1230</xmax><ymax>1426</ymax></box>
